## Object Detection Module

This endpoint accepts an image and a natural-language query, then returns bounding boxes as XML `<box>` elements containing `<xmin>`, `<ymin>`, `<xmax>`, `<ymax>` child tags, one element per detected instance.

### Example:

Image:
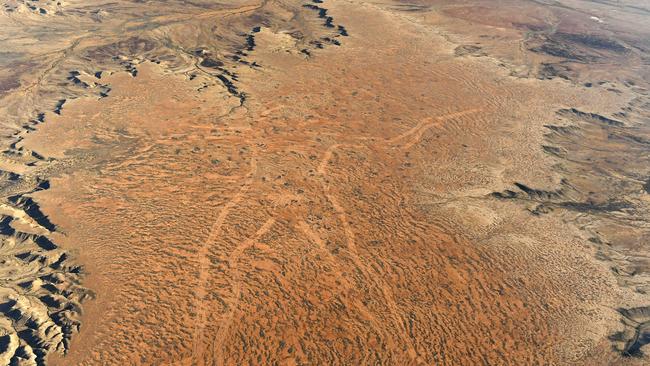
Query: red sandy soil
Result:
<box><xmin>1</xmin><ymin>0</ymin><xmax>649</xmax><ymax>364</ymax></box>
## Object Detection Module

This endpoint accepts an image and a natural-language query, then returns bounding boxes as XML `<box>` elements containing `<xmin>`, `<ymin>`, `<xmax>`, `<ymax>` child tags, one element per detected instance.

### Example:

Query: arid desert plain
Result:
<box><xmin>1</xmin><ymin>0</ymin><xmax>650</xmax><ymax>364</ymax></box>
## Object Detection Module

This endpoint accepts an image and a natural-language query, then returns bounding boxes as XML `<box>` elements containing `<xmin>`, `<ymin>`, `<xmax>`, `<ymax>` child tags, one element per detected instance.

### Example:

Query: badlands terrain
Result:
<box><xmin>0</xmin><ymin>0</ymin><xmax>649</xmax><ymax>364</ymax></box>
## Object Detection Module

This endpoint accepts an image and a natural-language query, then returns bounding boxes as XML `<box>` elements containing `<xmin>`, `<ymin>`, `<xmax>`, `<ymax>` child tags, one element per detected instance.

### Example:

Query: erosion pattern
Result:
<box><xmin>0</xmin><ymin>0</ymin><xmax>649</xmax><ymax>365</ymax></box>
<box><xmin>0</xmin><ymin>0</ymin><xmax>351</xmax><ymax>364</ymax></box>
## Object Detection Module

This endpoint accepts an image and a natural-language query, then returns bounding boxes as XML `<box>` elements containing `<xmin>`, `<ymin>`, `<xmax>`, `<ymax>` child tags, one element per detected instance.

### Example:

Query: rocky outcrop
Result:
<box><xmin>0</xmin><ymin>101</ymin><xmax>92</xmax><ymax>365</ymax></box>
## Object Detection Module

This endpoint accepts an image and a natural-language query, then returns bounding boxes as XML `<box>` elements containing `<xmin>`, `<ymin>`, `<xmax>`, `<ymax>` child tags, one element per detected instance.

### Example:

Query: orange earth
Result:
<box><xmin>0</xmin><ymin>0</ymin><xmax>649</xmax><ymax>365</ymax></box>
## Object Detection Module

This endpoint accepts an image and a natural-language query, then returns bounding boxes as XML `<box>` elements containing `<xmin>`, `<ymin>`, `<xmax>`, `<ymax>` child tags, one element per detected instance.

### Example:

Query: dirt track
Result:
<box><xmin>1</xmin><ymin>0</ymin><xmax>649</xmax><ymax>364</ymax></box>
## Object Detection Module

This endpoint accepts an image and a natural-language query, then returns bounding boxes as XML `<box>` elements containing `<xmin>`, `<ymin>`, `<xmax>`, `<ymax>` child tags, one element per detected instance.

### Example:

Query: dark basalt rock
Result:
<box><xmin>558</xmin><ymin>199</ymin><xmax>630</xmax><ymax>213</ymax></box>
<box><xmin>200</xmin><ymin>58</ymin><xmax>224</xmax><ymax>68</ymax></box>
<box><xmin>530</xmin><ymin>32</ymin><xmax>626</xmax><ymax>65</ymax></box>
<box><xmin>530</xmin><ymin>41</ymin><xmax>594</xmax><ymax>62</ymax></box>
<box><xmin>557</xmin><ymin>32</ymin><xmax>627</xmax><ymax>53</ymax></box>
<box><xmin>538</xmin><ymin>62</ymin><xmax>573</xmax><ymax>80</ymax></box>
<box><xmin>86</xmin><ymin>37</ymin><xmax>157</xmax><ymax>61</ymax></box>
